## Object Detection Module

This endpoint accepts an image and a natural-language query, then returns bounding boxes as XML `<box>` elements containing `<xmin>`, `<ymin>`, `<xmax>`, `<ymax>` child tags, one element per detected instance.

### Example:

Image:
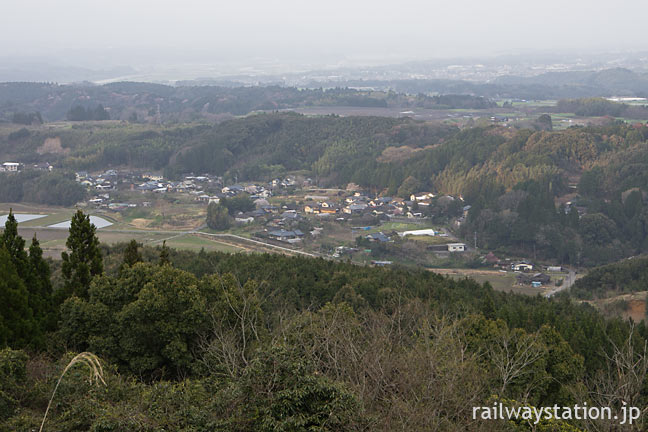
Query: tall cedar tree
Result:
<box><xmin>61</xmin><ymin>210</ymin><xmax>103</xmax><ymax>299</ymax></box>
<box><xmin>1</xmin><ymin>211</ymin><xmax>53</xmax><ymax>344</ymax></box>
<box><xmin>28</xmin><ymin>234</ymin><xmax>53</xmax><ymax>331</ymax></box>
<box><xmin>1</xmin><ymin>210</ymin><xmax>29</xmax><ymax>280</ymax></box>
<box><xmin>0</xmin><ymin>247</ymin><xmax>34</xmax><ymax>347</ymax></box>
<box><xmin>159</xmin><ymin>240</ymin><xmax>171</xmax><ymax>266</ymax></box>
<box><xmin>120</xmin><ymin>240</ymin><xmax>142</xmax><ymax>273</ymax></box>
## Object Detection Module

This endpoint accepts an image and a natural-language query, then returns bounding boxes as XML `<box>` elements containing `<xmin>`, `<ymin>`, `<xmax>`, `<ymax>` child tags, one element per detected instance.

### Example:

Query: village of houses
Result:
<box><xmin>1</xmin><ymin>160</ymin><xmax>565</xmax><ymax>290</ymax></box>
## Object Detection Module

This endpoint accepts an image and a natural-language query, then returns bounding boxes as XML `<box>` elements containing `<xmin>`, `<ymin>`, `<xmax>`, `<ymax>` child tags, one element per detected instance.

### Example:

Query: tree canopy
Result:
<box><xmin>61</xmin><ymin>210</ymin><xmax>103</xmax><ymax>299</ymax></box>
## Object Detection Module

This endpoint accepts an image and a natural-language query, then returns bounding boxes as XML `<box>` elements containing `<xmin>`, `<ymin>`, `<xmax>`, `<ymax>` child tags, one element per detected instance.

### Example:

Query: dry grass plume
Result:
<box><xmin>39</xmin><ymin>352</ymin><xmax>106</xmax><ymax>432</ymax></box>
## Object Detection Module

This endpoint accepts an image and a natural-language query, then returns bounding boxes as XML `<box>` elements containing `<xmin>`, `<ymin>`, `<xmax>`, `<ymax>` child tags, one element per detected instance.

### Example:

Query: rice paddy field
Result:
<box><xmin>162</xmin><ymin>234</ymin><xmax>245</xmax><ymax>253</ymax></box>
<box><xmin>0</xmin><ymin>203</ymin><xmax>247</xmax><ymax>257</ymax></box>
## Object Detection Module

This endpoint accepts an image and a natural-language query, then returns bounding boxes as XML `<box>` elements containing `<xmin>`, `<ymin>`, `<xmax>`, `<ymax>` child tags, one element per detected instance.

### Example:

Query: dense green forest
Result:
<box><xmin>0</xmin><ymin>122</ymin><xmax>204</xmax><ymax>170</ymax></box>
<box><xmin>555</xmin><ymin>98</ymin><xmax>648</xmax><ymax>119</ymax></box>
<box><xmin>66</xmin><ymin>105</ymin><xmax>110</xmax><ymax>122</ymax></box>
<box><xmin>0</xmin><ymin>112</ymin><xmax>457</xmax><ymax>174</ymax></box>
<box><xmin>570</xmin><ymin>255</ymin><xmax>648</xmax><ymax>300</ymax></box>
<box><xmin>1</xmin><ymin>210</ymin><xmax>648</xmax><ymax>430</ymax></box>
<box><xmin>0</xmin><ymin>171</ymin><xmax>85</xmax><ymax>206</ymax></box>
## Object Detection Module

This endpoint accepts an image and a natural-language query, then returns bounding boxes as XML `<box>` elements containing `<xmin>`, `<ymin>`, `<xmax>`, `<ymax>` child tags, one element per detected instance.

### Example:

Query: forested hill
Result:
<box><xmin>555</xmin><ymin>97</ymin><xmax>648</xmax><ymax>119</ymax></box>
<box><xmin>0</xmin><ymin>112</ymin><xmax>458</xmax><ymax>174</ymax></box>
<box><xmin>494</xmin><ymin>67</ymin><xmax>648</xmax><ymax>95</ymax></box>
<box><xmin>0</xmin><ymin>82</ymin><xmax>494</xmax><ymax>122</ymax></box>
<box><xmin>2</xmin><ymin>68</ymin><xmax>647</xmax><ymax>122</ymax></box>
<box><xmin>127</xmin><ymin>116</ymin><xmax>648</xmax><ymax>267</ymax></box>
<box><xmin>570</xmin><ymin>255</ymin><xmax>648</xmax><ymax>300</ymax></box>
<box><xmin>309</xmin><ymin>68</ymin><xmax>648</xmax><ymax>99</ymax></box>
<box><xmin>3</xmin><ymin>112</ymin><xmax>648</xmax><ymax>265</ymax></box>
<box><xmin>171</xmin><ymin>116</ymin><xmax>648</xmax><ymax>266</ymax></box>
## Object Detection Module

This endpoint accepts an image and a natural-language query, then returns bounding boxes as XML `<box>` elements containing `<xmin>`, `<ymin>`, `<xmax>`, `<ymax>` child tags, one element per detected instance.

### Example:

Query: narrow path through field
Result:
<box><xmin>27</xmin><ymin>224</ymin><xmax>320</xmax><ymax>258</ymax></box>
<box><xmin>544</xmin><ymin>269</ymin><xmax>576</xmax><ymax>297</ymax></box>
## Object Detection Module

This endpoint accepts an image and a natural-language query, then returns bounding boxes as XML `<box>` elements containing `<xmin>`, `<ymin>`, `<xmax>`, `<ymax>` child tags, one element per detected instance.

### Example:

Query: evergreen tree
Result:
<box><xmin>0</xmin><ymin>209</ymin><xmax>29</xmax><ymax>280</ymax></box>
<box><xmin>66</xmin><ymin>105</ymin><xmax>89</xmax><ymax>121</ymax></box>
<box><xmin>93</xmin><ymin>104</ymin><xmax>110</xmax><ymax>121</ymax></box>
<box><xmin>121</xmin><ymin>239</ymin><xmax>142</xmax><ymax>271</ymax></box>
<box><xmin>206</xmin><ymin>202</ymin><xmax>231</xmax><ymax>230</ymax></box>
<box><xmin>1</xmin><ymin>213</ymin><xmax>51</xmax><ymax>344</ymax></box>
<box><xmin>61</xmin><ymin>210</ymin><xmax>103</xmax><ymax>299</ymax></box>
<box><xmin>397</xmin><ymin>175</ymin><xmax>421</xmax><ymax>198</ymax></box>
<box><xmin>159</xmin><ymin>240</ymin><xmax>171</xmax><ymax>266</ymax></box>
<box><xmin>28</xmin><ymin>234</ymin><xmax>53</xmax><ymax>332</ymax></box>
<box><xmin>0</xmin><ymin>247</ymin><xmax>34</xmax><ymax>347</ymax></box>
<box><xmin>534</xmin><ymin>113</ymin><xmax>553</xmax><ymax>131</ymax></box>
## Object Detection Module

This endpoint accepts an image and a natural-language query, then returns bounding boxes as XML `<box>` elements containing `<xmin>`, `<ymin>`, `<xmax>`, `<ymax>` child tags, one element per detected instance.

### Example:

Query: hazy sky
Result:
<box><xmin>2</xmin><ymin>0</ymin><xmax>647</xmax><ymax>68</ymax></box>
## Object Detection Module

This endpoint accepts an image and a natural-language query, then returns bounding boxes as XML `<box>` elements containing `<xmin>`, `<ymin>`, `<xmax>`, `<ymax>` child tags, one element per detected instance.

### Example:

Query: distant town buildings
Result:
<box><xmin>64</xmin><ymin>168</ymin><xmax>488</xmax><ymax>262</ymax></box>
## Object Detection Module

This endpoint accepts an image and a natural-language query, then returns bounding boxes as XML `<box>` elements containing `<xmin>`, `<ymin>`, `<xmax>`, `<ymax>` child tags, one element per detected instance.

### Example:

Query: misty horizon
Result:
<box><xmin>2</xmin><ymin>0</ymin><xmax>648</xmax><ymax>83</ymax></box>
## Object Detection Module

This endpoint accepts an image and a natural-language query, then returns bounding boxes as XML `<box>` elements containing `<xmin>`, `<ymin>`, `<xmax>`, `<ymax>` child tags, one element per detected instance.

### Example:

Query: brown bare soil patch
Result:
<box><xmin>431</xmin><ymin>268</ymin><xmax>504</xmax><ymax>276</ymax></box>
<box><xmin>130</xmin><ymin>218</ymin><xmax>150</xmax><ymax>229</ymax></box>
<box><xmin>37</xmin><ymin>137</ymin><xmax>69</xmax><ymax>155</ymax></box>
<box><xmin>377</xmin><ymin>144</ymin><xmax>438</xmax><ymax>163</ymax></box>
<box><xmin>157</xmin><ymin>218</ymin><xmax>204</xmax><ymax>231</ymax></box>
<box><xmin>586</xmin><ymin>292</ymin><xmax>647</xmax><ymax>322</ymax></box>
<box><xmin>626</xmin><ymin>299</ymin><xmax>646</xmax><ymax>322</ymax></box>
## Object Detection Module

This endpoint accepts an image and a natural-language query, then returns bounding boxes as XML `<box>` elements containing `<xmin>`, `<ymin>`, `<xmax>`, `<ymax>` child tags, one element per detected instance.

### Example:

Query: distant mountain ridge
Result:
<box><xmin>0</xmin><ymin>82</ymin><xmax>494</xmax><ymax>122</ymax></box>
<box><xmin>2</xmin><ymin>68</ymin><xmax>648</xmax><ymax>123</ymax></box>
<box><xmin>0</xmin><ymin>62</ymin><xmax>135</xmax><ymax>83</ymax></box>
<box><xmin>494</xmin><ymin>68</ymin><xmax>648</xmax><ymax>95</ymax></box>
<box><xmin>309</xmin><ymin>68</ymin><xmax>648</xmax><ymax>99</ymax></box>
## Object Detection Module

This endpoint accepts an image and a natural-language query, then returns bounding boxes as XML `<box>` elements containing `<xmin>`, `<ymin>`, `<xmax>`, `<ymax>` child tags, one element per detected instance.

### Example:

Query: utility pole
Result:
<box><xmin>474</xmin><ymin>231</ymin><xmax>477</xmax><ymax>249</ymax></box>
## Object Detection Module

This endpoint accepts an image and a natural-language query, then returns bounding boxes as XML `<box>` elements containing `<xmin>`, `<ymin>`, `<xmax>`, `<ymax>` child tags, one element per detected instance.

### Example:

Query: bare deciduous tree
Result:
<box><xmin>488</xmin><ymin>328</ymin><xmax>545</xmax><ymax>396</ymax></box>
<box><xmin>586</xmin><ymin>325</ymin><xmax>648</xmax><ymax>432</ymax></box>
<box><xmin>199</xmin><ymin>275</ymin><xmax>264</xmax><ymax>378</ymax></box>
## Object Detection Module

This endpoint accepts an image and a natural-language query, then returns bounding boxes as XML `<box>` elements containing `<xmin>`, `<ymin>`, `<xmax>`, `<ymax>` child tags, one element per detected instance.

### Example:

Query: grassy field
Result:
<box><xmin>510</xmin><ymin>100</ymin><xmax>557</xmax><ymax>108</ymax></box>
<box><xmin>15</xmin><ymin>227</ymin><xmax>176</xmax><ymax>258</ymax></box>
<box><xmin>163</xmin><ymin>234</ymin><xmax>245</xmax><ymax>253</ymax></box>
<box><xmin>363</xmin><ymin>221</ymin><xmax>434</xmax><ymax>234</ymax></box>
<box><xmin>97</xmin><ymin>231</ymin><xmax>171</xmax><ymax>245</ymax></box>
<box><xmin>433</xmin><ymin>268</ymin><xmax>545</xmax><ymax>296</ymax></box>
<box><xmin>19</xmin><ymin>227</ymin><xmax>247</xmax><ymax>258</ymax></box>
<box><xmin>407</xmin><ymin>235</ymin><xmax>450</xmax><ymax>245</ymax></box>
<box><xmin>322</xmin><ymin>222</ymin><xmax>356</xmax><ymax>244</ymax></box>
<box><xmin>2</xmin><ymin>203</ymin><xmax>311</xmax><ymax>258</ymax></box>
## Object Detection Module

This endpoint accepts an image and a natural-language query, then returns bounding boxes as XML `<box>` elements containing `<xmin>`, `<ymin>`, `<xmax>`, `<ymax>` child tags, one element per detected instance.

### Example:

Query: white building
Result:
<box><xmin>2</xmin><ymin>162</ymin><xmax>20</xmax><ymax>172</ymax></box>
<box><xmin>410</xmin><ymin>192</ymin><xmax>435</xmax><ymax>201</ymax></box>
<box><xmin>399</xmin><ymin>229</ymin><xmax>436</xmax><ymax>237</ymax></box>
<box><xmin>512</xmin><ymin>263</ymin><xmax>534</xmax><ymax>272</ymax></box>
<box><xmin>447</xmin><ymin>243</ymin><xmax>466</xmax><ymax>252</ymax></box>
